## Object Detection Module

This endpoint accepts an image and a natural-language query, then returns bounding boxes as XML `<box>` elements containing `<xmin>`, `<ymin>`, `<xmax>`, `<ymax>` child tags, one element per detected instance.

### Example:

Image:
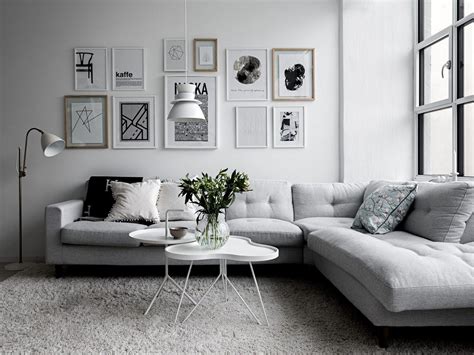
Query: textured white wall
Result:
<box><xmin>0</xmin><ymin>0</ymin><xmax>340</xmax><ymax>261</ymax></box>
<box><xmin>341</xmin><ymin>0</ymin><xmax>414</xmax><ymax>182</ymax></box>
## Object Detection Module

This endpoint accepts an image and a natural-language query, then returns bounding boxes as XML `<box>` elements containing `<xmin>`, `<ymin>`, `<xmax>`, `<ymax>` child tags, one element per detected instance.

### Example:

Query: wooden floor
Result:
<box><xmin>0</xmin><ymin>263</ymin><xmax>19</xmax><ymax>282</ymax></box>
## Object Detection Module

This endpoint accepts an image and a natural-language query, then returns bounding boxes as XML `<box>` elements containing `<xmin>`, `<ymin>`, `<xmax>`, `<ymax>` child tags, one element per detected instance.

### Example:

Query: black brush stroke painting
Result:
<box><xmin>284</xmin><ymin>64</ymin><xmax>305</xmax><ymax>91</ymax></box>
<box><xmin>234</xmin><ymin>56</ymin><xmax>261</xmax><ymax>84</ymax></box>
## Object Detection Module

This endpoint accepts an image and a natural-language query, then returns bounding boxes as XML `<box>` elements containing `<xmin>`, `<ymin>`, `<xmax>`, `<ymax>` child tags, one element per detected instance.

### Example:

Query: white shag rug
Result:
<box><xmin>0</xmin><ymin>264</ymin><xmax>473</xmax><ymax>353</ymax></box>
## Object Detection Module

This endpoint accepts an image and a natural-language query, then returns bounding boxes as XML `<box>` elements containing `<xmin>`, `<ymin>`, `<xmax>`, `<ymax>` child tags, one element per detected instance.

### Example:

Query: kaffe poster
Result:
<box><xmin>112</xmin><ymin>48</ymin><xmax>145</xmax><ymax>90</ymax></box>
<box><xmin>165</xmin><ymin>76</ymin><xmax>217</xmax><ymax>149</ymax></box>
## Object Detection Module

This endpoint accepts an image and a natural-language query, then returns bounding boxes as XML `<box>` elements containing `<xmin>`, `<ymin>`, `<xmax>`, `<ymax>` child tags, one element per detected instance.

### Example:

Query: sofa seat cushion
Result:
<box><xmin>294</xmin><ymin>217</ymin><xmax>354</xmax><ymax>240</ymax></box>
<box><xmin>61</xmin><ymin>221</ymin><xmax>146</xmax><ymax>247</ymax></box>
<box><xmin>227</xmin><ymin>218</ymin><xmax>303</xmax><ymax>247</ymax></box>
<box><xmin>148</xmin><ymin>220</ymin><xmax>196</xmax><ymax>230</ymax></box>
<box><xmin>307</xmin><ymin>227</ymin><xmax>474</xmax><ymax>312</ymax></box>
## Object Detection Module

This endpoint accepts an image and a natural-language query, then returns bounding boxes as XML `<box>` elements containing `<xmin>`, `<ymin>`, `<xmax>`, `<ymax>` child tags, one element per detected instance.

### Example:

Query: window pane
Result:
<box><xmin>422</xmin><ymin>109</ymin><xmax>453</xmax><ymax>175</ymax></box>
<box><xmin>459</xmin><ymin>0</ymin><xmax>474</xmax><ymax>19</ymax></box>
<box><xmin>463</xmin><ymin>103</ymin><xmax>474</xmax><ymax>176</ymax></box>
<box><xmin>458</xmin><ymin>22</ymin><xmax>474</xmax><ymax>98</ymax></box>
<box><xmin>420</xmin><ymin>37</ymin><xmax>450</xmax><ymax>105</ymax></box>
<box><xmin>421</xmin><ymin>0</ymin><xmax>452</xmax><ymax>41</ymax></box>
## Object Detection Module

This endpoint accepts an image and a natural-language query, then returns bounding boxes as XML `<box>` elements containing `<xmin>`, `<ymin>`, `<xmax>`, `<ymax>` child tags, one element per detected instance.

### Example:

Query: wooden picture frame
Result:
<box><xmin>193</xmin><ymin>38</ymin><xmax>218</xmax><ymax>72</ymax></box>
<box><xmin>272</xmin><ymin>48</ymin><xmax>315</xmax><ymax>101</ymax></box>
<box><xmin>64</xmin><ymin>95</ymin><xmax>108</xmax><ymax>149</ymax></box>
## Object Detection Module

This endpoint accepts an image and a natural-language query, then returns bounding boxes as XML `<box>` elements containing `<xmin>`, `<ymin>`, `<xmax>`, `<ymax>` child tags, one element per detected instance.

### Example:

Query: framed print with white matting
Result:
<box><xmin>164</xmin><ymin>75</ymin><xmax>217</xmax><ymax>149</ymax></box>
<box><xmin>273</xmin><ymin>106</ymin><xmax>305</xmax><ymax>148</ymax></box>
<box><xmin>272</xmin><ymin>48</ymin><xmax>315</xmax><ymax>101</ymax></box>
<box><xmin>112</xmin><ymin>96</ymin><xmax>157</xmax><ymax>149</ymax></box>
<box><xmin>74</xmin><ymin>48</ymin><xmax>107</xmax><ymax>91</ymax></box>
<box><xmin>235</xmin><ymin>106</ymin><xmax>268</xmax><ymax>148</ymax></box>
<box><xmin>112</xmin><ymin>48</ymin><xmax>145</xmax><ymax>90</ymax></box>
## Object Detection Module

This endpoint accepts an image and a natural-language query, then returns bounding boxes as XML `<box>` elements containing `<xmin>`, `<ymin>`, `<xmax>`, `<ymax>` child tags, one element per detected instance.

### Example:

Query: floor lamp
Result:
<box><xmin>4</xmin><ymin>128</ymin><xmax>65</xmax><ymax>271</ymax></box>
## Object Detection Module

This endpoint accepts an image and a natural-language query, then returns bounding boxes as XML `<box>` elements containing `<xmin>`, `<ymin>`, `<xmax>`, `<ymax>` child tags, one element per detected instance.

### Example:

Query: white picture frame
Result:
<box><xmin>112</xmin><ymin>96</ymin><xmax>157</xmax><ymax>149</ymax></box>
<box><xmin>112</xmin><ymin>48</ymin><xmax>145</xmax><ymax>90</ymax></box>
<box><xmin>273</xmin><ymin>106</ymin><xmax>306</xmax><ymax>148</ymax></box>
<box><xmin>164</xmin><ymin>75</ymin><xmax>218</xmax><ymax>149</ymax></box>
<box><xmin>235</xmin><ymin>106</ymin><xmax>268</xmax><ymax>148</ymax></box>
<box><xmin>164</xmin><ymin>38</ymin><xmax>186</xmax><ymax>72</ymax></box>
<box><xmin>74</xmin><ymin>48</ymin><xmax>108</xmax><ymax>91</ymax></box>
<box><xmin>226</xmin><ymin>48</ymin><xmax>269</xmax><ymax>101</ymax></box>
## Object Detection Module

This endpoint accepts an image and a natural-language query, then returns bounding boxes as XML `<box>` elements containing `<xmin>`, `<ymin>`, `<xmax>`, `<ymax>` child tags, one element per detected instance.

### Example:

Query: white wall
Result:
<box><xmin>0</xmin><ymin>0</ymin><xmax>340</xmax><ymax>261</ymax></box>
<box><xmin>341</xmin><ymin>0</ymin><xmax>414</xmax><ymax>182</ymax></box>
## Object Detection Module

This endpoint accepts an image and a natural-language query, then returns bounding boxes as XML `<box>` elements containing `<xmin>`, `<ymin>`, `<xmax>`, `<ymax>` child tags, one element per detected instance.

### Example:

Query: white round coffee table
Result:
<box><xmin>165</xmin><ymin>236</ymin><xmax>279</xmax><ymax>325</ymax></box>
<box><xmin>129</xmin><ymin>228</ymin><xmax>197</xmax><ymax>315</ymax></box>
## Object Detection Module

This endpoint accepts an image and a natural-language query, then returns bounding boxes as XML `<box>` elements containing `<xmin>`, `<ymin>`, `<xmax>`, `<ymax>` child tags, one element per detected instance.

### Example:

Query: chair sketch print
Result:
<box><xmin>76</xmin><ymin>52</ymin><xmax>94</xmax><ymax>84</ymax></box>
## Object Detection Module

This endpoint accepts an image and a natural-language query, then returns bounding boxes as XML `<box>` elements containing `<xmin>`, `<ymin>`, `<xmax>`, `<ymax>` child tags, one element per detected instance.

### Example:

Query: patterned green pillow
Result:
<box><xmin>352</xmin><ymin>184</ymin><xmax>417</xmax><ymax>234</ymax></box>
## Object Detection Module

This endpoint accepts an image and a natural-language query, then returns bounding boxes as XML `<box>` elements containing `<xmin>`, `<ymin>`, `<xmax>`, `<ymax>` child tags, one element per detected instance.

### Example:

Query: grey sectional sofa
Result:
<box><xmin>45</xmin><ymin>179</ymin><xmax>474</xmax><ymax>347</ymax></box>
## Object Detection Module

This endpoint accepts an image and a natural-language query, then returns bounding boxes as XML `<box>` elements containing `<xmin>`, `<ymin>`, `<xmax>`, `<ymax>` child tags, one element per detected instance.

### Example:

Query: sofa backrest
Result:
<box><xmin>292</xmin><ymin>183</ymin><xmax>367</xmax><ymax>220</ymax></box>
<box><xmin>226</xmin><ymin>180</ymin><xmax>293</xmax><ymax>221</ymax></box>
<box><xmin>462</xmin><ymin>214</ymin><xmax>474</xmax><ymax>243</ymax></box>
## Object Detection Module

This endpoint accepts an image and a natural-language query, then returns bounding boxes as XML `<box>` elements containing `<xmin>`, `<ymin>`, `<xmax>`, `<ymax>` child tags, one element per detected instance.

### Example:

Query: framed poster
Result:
<box><xmin>273</xmin><ymin>106</ymin><xmax>306</xmax><ymax>148</ymax></box>
<box><xmin>164</xmin><ymin>39</ymin><xmax>186</xmax><ymax>72</ymax></box>
<box><xmin>112</xmin><ymin>48</ymin><xmax>145</xmax><ymax>90</ymax></box>
<box><xmin>112</xmin><ymin>96</ymin><xmax>157</xmax><ymax>149</ymax></box>
<box><xmin>272</xmin><ymin>48</ymin><xmax>315</xmax><ymax>101</ymax></box>
<box><xmin>64</xmin><ymin>95</ymin><xmax>108</xmax><ymax>148</ymax></box>
<box><xmin>74</xmin><ymin>48</ymin><xmax>107</xmax><ymax>91</ymax></box>
<box><xmin>194</xmin><ymin>38</ymin><xmax>217</xmax><ymax>72</ymax></box>
<box><xmin>235</xmin><ymin>106</ymin><xmax>268</xmax><ymax>148</ymax></box>
<box><xmin>226</xmin><ymin>48</ymin><xmax>268</xmax><ymax>101</ymax></box>
<box><xmin>164</xmin><ymin>76</ymin><xmax>217</xmax><ymax>149</ymax></box>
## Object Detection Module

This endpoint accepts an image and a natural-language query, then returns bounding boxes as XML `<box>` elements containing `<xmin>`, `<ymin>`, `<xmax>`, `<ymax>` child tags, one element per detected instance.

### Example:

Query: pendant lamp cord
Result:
<box><xmin>184</xmin><ymin>0</ymin><xmax>188</xmax><ymax>83</ymax></box>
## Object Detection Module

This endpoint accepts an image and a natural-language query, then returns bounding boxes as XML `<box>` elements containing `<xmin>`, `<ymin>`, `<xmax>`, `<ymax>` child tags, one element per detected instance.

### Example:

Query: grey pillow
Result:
<box><xmin>352</xmin><ymin>184</ymin><xmax>417</xmax><ymax>234</ymax></box>
<box><xmin>403</xmin><ymin>182</ymin><xmax>474</xmax><ymax>243</ymax></box>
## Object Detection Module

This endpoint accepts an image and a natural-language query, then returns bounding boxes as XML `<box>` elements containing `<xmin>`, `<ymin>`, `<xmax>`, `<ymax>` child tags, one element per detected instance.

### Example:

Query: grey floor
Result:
<box><xmin>0</xmin><ymin>263</ymin><xmax>19</xmax><ymax>282</ymax></box>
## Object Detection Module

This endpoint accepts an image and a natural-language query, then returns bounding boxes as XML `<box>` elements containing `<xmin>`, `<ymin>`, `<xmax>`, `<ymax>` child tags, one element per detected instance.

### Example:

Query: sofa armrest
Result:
<box><xmin>45</xmin><ymin>200</ymin><xmax>83</xmax><ymax>264</ymax></box>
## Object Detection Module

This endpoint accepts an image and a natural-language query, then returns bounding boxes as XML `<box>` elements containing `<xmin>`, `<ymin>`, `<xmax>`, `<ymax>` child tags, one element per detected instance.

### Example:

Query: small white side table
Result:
<box><xmin>129</xmin><ymin>228</ymin><xmax>197</xmax><ymax>315</ymax></box>
<box><xmin>166</xmin><ymin>236</ymin><xmax>279</xmax><ymax>325</ymax></box>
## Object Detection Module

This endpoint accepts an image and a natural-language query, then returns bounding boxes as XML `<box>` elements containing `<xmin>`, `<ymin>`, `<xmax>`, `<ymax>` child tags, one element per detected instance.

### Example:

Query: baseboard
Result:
<box><xmin>0</xmin><ymin>256</ymin><xmax>44</xmax><ymax>263</ymax></box>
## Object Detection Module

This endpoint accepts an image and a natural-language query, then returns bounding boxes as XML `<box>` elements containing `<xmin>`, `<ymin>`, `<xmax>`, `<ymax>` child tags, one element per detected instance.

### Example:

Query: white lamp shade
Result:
<box><xmin>167</xmin><ymin>83</ymin><xmax>206</xmax><ymax>122</ymax></box>
<box><xmin>41</xmin><ymin>132</ymin><xmax>65</xmax><ymax>157</ymax></box>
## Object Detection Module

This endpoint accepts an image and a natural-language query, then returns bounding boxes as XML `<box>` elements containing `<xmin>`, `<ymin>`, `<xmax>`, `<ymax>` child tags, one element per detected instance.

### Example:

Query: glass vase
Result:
<box><xmin>195</xmin><ymin>213</ymin><xmax>230</xmax><ymax>249</ymax></box>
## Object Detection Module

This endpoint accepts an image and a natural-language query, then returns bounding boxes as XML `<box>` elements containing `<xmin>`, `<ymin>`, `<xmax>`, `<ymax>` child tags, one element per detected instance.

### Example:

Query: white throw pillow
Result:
<box><xmin>157</xmin><ymin>182</ymin><xmax>197</xmax><ymax>221</ymax></box>
<box><xmin>105</xmin><ymin>179</ymin><xmax>161</xmax><ymax>223</ymax></box>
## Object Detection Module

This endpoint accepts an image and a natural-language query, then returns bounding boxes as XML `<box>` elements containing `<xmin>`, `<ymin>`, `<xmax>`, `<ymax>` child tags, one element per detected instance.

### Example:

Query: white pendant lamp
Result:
<box><xmin>167</xmin><ymin>0</ymin><xmax>205</xmax><ymax>122</ymax></box>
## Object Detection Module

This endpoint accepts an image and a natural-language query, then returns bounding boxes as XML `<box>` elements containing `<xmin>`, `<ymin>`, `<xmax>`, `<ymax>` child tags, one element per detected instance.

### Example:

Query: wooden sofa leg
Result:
<box><xmin>55</xmin><ymin>265</ymin><xmax>64</xmax><ymax>278</ymax></box>
<box><xmin>376</xmin><ymin>326</ymin><xmax>391</xmax><ymax>348</ymax></box>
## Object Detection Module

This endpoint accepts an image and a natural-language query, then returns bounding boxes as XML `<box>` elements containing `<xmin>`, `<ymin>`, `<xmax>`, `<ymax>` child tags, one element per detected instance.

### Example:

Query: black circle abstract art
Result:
<box><xmin>284</xmin><ymin>64</ymin><xmax>305</xmax><ymax>91</ymax></box>
<box><xmin>233</xmin><ymin>56</ymin><xmax>261</xmax><ymax>84</ymax></box>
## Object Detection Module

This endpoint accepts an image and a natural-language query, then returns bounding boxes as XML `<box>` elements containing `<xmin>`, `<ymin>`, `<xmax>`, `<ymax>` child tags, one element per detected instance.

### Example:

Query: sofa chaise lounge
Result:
<box><xmin>45</xmin><ymin>179</ymin><xmax>474</xmax><ymax>347</ymax></box>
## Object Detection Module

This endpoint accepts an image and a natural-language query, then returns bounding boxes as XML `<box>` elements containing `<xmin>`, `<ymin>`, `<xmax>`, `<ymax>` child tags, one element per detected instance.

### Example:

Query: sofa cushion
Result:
<box><xmin>226</xmin><ymin>180</ymin><xmax>293</xmax><ymax>221</ymax></box>
<box><xmin>461</xmin><ymin>214</ymin><xmax>474</xmax><ymax>244</ymax></box>
<box><xmin>352</xmin><ymin>184</ymin><xmax>417</xmax><ymax>234</ymax></box>
<box><xmin>363</xmin><ymin>180</ymin><xmax>409</xmax><ymax>200</ymax></box>
<box><xmin>307</xmin><ymin>227</ymin><xmax>474</xmax><ymax>312</ymax></box>
<box><xmin>292</xmin><ymin>183</ymin><xmax>366</xmax><ymax>220</ymax></box>
<box><xmin>157</xmin><ymin>182</ymin><xmax>196</xmax><ymax>221</ymax></box>
<box><xmin>148</xmin><ymin>220</ymin><xmax>197</xmax><ymax>230</ymax></box>
<box><xmin>403</xmin><ymin>182</ymin><xmax>474</xmax><ymax>243</ymax></box>
<box><xmin>61</xmin><ymin>221</ymin><xmax>146</xmax><ymax>247</ymax></box>
<box><xmin>227</xmin><ymin>218</ymin><xmax>303</xmax><ymax>247</ymax></box>
<box><xmin>294</xmin><ymin>217</ymin><xmax>353</xmax><ymax>240</ymax></box>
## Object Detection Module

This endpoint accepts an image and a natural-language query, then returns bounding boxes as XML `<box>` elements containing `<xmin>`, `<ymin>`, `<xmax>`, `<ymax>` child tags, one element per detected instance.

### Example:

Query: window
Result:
<box><xmin>416</xmin><ymin>0</ymin><xmax>474</xmax><ymax>177</ymax></box>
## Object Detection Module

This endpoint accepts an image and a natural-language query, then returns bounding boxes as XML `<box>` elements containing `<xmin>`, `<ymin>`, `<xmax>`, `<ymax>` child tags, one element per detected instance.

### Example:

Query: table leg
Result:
<box><xmin>249</xmin><ymin>262</ymin><xmax>269</xmax><ymax>326</ymax></box>
<box><xmin>174</xmin><ymin>261</ymin><xmax>193</xmax><ymax>324</ymax></box>
<box><xmin>225</xmin><ymin>277</ymin><xmax>261</xmax><ymax>325</ymax></box>
<box><xmin>182</xmin><ymin>272</ymin><xmax>223</xmax><ymax>324</ymax></box>
<box><xmin>144</xmin><ymin>275</ymin><xmax>168</xmax><ymax>315</ymax></box>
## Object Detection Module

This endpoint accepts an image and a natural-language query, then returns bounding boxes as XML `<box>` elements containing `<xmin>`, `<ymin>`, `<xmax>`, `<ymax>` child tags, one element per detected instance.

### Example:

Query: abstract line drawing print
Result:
<box><xmin>70</xmin><ymin>102</ymin><xmax>104</xmax><ymax>144</ymax></box>
<box><xmin>75</xmin><ymin>52</ymin><xmax>94</xmax><ymax>84</ymax></box>
<box><xmin>120</xmin><ymin>103</ymin><xmax>149</xmax><ymax>141</ymax></box>
<box><xmin>168</xmin><ymin>45</ymin><xmax>184</xmax><ymax>61</ymax></box>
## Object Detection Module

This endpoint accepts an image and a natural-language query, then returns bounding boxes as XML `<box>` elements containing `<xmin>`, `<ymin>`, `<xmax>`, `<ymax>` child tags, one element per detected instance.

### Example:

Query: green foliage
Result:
<box><xmin>178</xmin><ymin>169</ymin><xmax>251</xmax><ymax>219</ymax></box>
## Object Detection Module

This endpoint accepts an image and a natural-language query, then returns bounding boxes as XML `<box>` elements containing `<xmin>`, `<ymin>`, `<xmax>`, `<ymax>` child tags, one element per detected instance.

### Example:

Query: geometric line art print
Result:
<box><xmin>75</xmin><ymin>52</ymin><xmax>94</xmax><ymax>84</ymax></box>
<box><xmin>120</xmin><ymin>103</ymin><xmax>149</xmax><ymax>141</ymax></box>
<box><xmin>72</xmin><ymin>105</ymin><xmax>102</xmax><ymax>134</ymax></box>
